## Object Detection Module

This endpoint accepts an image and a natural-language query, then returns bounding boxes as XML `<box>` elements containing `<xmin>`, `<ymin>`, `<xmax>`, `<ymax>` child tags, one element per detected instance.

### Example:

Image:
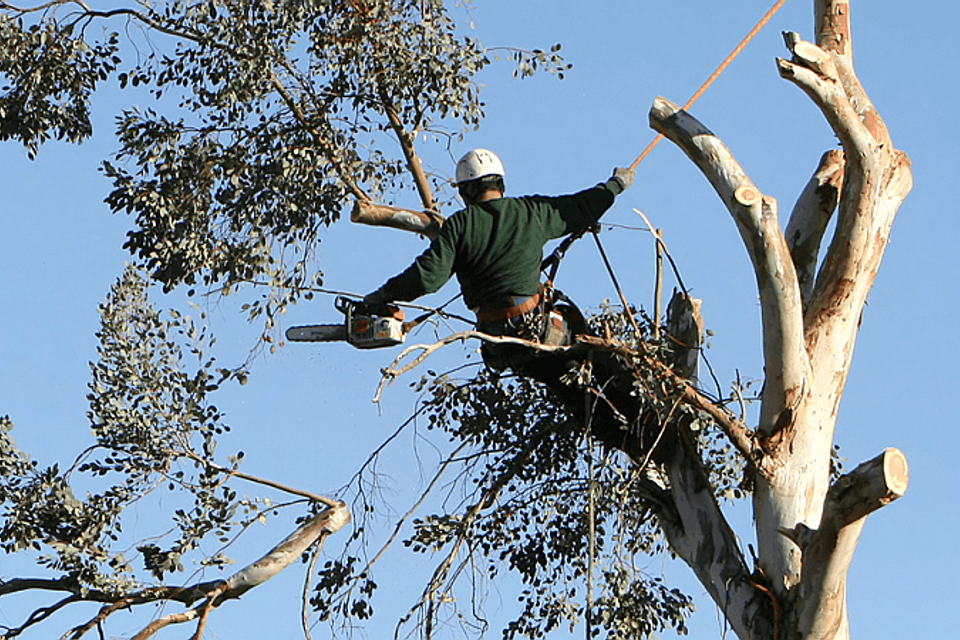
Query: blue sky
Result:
<box><xmin>1</xmin><ymin>1</ymin><xmax>956</xmax><ymax>638</ymax></box>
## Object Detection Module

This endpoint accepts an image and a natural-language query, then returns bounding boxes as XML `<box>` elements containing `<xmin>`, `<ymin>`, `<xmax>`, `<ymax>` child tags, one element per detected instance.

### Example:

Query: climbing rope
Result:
<box><xmin>548</xmin><ymin>0</ymin><xmax>790</xmax><ymax>308</ymax></box>
<box><xmin>628</xmin><ymin>0</ymin><xmax>790</xmax><ymax>171</ymax></box>
<box><xmin>592</xmin><ymin>0</ymin><xmax>790</xmax><ymax>334</ymax></box>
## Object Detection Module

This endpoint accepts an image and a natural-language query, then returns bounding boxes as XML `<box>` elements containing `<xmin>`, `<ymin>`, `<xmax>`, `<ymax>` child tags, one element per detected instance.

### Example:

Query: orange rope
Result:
<box><xmin>629</xmin><ymin>0</ymin><xmax>789</xmax><ymax>171</ymax></box>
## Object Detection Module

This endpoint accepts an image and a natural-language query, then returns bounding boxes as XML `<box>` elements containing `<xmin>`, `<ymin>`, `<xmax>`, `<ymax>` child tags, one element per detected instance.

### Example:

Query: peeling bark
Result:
<box><xmin>658</xmin><ymin>437</ymin><xmax>776</xmax><ymax>640</ymax></box>
<box><xmin>219</xmin><ymin>502</ymin><xmax>350</xmax><ymax>601</ymax></box>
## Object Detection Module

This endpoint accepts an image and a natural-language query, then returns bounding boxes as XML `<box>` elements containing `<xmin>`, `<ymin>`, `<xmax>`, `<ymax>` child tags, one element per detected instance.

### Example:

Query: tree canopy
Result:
<box><xmin>0</xmin><ymin>2</ymin><xmax>924</xmax><ymax>640</ymax></box>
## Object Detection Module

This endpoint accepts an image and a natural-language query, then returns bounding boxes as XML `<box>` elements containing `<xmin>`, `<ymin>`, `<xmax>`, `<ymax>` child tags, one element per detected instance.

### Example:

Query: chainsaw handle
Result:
<box><xmin>340</xmin><ymin>295</ymin><xmax>405</xmax><ymax>322</ymax></box>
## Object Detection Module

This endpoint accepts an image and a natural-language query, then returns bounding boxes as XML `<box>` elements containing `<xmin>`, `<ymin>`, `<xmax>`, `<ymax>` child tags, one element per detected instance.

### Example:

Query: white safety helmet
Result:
<box><xmin>455</xmin><ymin>148</ymin><xmax>505</xmax><ymax>185</ymax></box>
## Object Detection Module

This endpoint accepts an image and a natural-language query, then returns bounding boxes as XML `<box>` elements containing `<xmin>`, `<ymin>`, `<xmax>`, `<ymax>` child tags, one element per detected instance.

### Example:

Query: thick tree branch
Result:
<box><xmin>785</xmin><ymin>150</ymin><xmax>844</xmax><ymax>309</ymax></box>
<box><xmin>790</xmin><ymin>448</ymin><xmax>908</xmax><ymax>640</ymax></box>
<box><xmin>777</xmin><ymin>37</ymin><xmax>876</xmax><ymax>175</ymax></box>
<box><xmin>746</xmin><ymin>1</ymin><xmax>912</xmax><ymax>608</ymax></box>
<box><xmin>352</xmin><ymin>200</ymin><xmax>443</xmax><ymax>239</ymax></box>
<box><xmin>815</xmin><ymin>0</ymin><xmax>892</xmax><ymax>149</ymax></box>
<box><xmin>8</xmin><ymin>504</ymin><xmax>350</xmax><ymax>640</ymax></box>
<box><xmin>218</xmin><ymin>502</ymin><xmax>350</xmax><ymax>601</ymax></box>
<box><xmin>777</xmin><ymin>30</ymin><xmax>912</xmax><ymax>379</ymax></box>
<box><xmin>649</xmin><ymin>96</ymin><xmax>808</xmax><ymax>432</ymax></box>
<box><xmin>127</xmin><ymin>503</ymin><xmax>350</xmax><ymax>640</ymax></box>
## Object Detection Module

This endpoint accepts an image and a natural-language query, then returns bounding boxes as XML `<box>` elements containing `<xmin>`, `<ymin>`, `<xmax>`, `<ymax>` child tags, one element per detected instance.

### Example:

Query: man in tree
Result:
<box><xmin>364</xmin><ymin>148</ymin><xmax>635</xmax><ymax>369</ymax></box>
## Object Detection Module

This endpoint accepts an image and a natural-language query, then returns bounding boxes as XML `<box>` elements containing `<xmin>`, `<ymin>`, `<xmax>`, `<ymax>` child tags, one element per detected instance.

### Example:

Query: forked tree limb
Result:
<box><xmin>777</xmin><ymin>39</ymin><xmax>876</xmax><ymax>175</ymax></box>
<box><xmin>776</xmin><ymin>32</ymin><xmax>912</xmax><ymax>383</ymax></box>
<box><xmin>648</xmin><ymin>96</ymin><xmax>808</xmax><ymax>434</ymax></box>
<box><xmin>42</xmin><ymin>503</ymin><xmax>351</xmax><ymax>640</ymax></box>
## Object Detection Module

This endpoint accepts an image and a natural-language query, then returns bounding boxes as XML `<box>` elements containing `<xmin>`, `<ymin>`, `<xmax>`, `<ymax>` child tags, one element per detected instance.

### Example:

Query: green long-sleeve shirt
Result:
<box><xmin>376</xmin><ymin>177</ymin><xmax>624</xmax><ymax>310</ymax></box>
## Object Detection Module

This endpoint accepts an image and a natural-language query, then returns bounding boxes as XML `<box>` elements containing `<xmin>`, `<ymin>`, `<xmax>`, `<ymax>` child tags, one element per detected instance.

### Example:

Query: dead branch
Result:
<box><xmin>813</xmin><ymin>1</ymin><xmax>893</xmax><ymax>149</ymax></box>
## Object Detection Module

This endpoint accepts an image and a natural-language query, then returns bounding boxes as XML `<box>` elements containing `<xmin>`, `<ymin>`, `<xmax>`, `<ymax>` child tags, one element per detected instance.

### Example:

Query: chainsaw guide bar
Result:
<box><xmin>286</xmin><ymin>297</ymin><xmax>407</xmax><ymax>349</ymax></box>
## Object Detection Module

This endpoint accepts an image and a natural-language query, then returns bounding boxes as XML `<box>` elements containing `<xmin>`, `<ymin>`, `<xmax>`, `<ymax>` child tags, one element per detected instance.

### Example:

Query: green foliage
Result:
<box><xmin>0</xmin><ymin>13</ymin><xmax>120</xmax><ymax>158</ymax></box>
<box><xmin>0</xmin><ymin>267</ymin><xmax>269</xmax><ymax>601</ymax></box>
<box><xmin>1</xmin><ymin>4</ymin><xmax>731</xmax><ymax>640</ymax></box>
<box><xmin>318</xmin><ymin>363</ymin><xmax>699</xmax><ymax>639</ymax></box>
<box><xmin>0</xmin><ymin>1</ymin><xmax>572</xmax><ymax>345</ymax></box>
<box><xmin>503</xmin><ymin>44</ymin><xmax>571</xmax><ymax>80</ymax></box>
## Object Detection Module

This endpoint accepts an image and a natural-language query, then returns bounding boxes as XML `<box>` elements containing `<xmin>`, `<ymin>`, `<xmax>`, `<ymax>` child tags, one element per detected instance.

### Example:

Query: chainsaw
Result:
<box><xmin>285</xmin><ymin>296</ymin><xmax>407</xmax><ymax>349</ymax></box>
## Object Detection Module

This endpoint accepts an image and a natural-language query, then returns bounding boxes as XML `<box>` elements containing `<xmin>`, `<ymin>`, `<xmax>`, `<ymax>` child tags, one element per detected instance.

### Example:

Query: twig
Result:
<box><xmin>170</xmin><ymin>447</ymin><xmax>339</xmax><ymax>507</ymax></box>
<box><xmin>130</xmin><ymin>604</ymin><xmax>203</xmax><ymax>640</ymax></box>
<box><xmin>332</xmin><ymin>441</ymin><xmax>471</xmax><ymax>617</ymax></box>
<box><xmin>2</xmin><ymin>594</ymin><xmax>78</xmax><ymax>638</ymax></box>
<box><xmin>404</xmin><ymin>426</ymin><xmax>554</xmax><ymax>637</ymax></box>
<box><xmin>301</xmin><ymin>542</ymin><xmax>322</xmax><ymax>640</ymax></box>
<box><xmin>373</xmin><ymin>331</ymin><xmax>571</xmax><ymax>402</ymax></box>
<box><xmin>633</xmin><ymin>208</ymin><xmax>689</xmax><ymax>294</ymax></box>
<box><xmin>189</xmin><ymin>592</ymin><xmax>222</xmax><ymax>640</ymax></box>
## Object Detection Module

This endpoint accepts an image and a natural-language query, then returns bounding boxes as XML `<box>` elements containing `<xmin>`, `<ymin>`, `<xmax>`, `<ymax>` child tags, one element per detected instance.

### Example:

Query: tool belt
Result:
<box><xmin>474</xmin><ymin>283</ymin><xmax>575</xmax><ymax>346</ymax></box>
<box><xmin>475</xmin><ymin>284</ymin><xmax>581</xmax><ymax>372</ymax></box>
<box><xmin>474</xmin><ymin>289</ymin><xmax>543</xmax><ymax>324</ymax></box>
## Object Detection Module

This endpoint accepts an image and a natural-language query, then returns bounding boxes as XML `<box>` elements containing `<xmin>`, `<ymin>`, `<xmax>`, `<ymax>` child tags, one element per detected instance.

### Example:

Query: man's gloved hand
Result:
<box><xmin>611</xmin><ymin>167</ymin><xmax>635</xmax><ymax>192</ymax></box>
<box><xmin>356</xmin><ymin>299</ymin><xmax>404</xmax><ymax>321</ymax></box>
<box><xmin>363</xmin><ymin>288</ymin><xmax>387</xmax><ymax>305</ymax></box>
<box><xmin>359</xmin><ymin>288</ymin><xmax>404</xmax><ymax>319</ymax></box>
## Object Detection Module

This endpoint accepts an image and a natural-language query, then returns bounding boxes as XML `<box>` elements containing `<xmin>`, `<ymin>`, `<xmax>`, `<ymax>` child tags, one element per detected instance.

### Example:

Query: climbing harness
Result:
<box><xmin>474</xmin><ymin>290</ymin><xmax>544</xmax><ymax>324</ymax></box>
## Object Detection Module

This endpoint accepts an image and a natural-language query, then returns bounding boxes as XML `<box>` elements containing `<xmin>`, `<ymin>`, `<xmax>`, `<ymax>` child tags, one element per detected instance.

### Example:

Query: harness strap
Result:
<box><xmin>475</xmin><ymin>289</ymin><xmax>543</xmax><ymax>324</ymax></box>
